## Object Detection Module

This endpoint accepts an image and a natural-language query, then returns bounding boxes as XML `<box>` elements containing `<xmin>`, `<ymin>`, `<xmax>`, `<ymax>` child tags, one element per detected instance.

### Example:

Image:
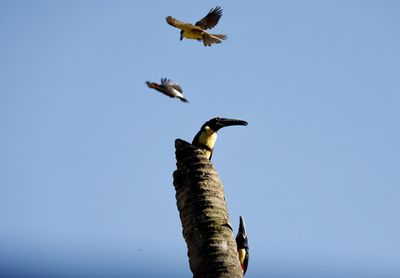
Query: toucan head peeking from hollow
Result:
<box><xmin>192</xmin><ymin>117</ymin><xmax>248</xmax><ymax>160</ymax></box>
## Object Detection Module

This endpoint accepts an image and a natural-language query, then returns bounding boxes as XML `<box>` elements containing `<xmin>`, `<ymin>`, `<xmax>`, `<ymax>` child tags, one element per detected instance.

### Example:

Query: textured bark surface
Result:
<box><xmin>173</xmin><ymin>139</ymin><xmax>242</xmax><ymax>278</ymax></box>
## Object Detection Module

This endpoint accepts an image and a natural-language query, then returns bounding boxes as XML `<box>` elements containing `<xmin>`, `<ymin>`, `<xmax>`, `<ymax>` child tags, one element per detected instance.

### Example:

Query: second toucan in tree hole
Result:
<box><xmin>236</xmin><ymin>216</ymin><xmax>249</xmax><ymax>275</ymax></box>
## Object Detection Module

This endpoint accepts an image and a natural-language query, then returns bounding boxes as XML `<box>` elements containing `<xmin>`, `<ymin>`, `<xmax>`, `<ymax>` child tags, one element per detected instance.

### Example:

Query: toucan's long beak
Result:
<box><xmin>238</xmin><ymin>216</ymin><xmax>246</xmax><ymax>235</ymax></box>
<box><xmin>213</xmin><ymin>118</ymin><xmax>248</xmax><ymax>131</ymax></box>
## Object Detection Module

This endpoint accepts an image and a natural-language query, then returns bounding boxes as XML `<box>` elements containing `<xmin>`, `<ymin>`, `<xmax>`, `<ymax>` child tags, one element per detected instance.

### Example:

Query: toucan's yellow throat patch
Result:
<box><xmin>199</xmin><ymin>126</ymin><xmax>218</xmax><ymax>149</ymax></box>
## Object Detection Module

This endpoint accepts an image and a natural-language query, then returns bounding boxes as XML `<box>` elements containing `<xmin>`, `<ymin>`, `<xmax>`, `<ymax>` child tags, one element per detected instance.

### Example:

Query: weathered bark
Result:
<box><xmin>173</xmin><ymin>139</ymin><xmax>242</xmax><ymax>278</ymax></box>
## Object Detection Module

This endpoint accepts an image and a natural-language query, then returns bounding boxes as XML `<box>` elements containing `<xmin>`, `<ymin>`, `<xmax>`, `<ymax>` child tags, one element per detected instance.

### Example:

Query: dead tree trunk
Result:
<box><xmin>173</xmin><ymin>139</ymin><xmax>242</xmax><ymax>278</ymax></box>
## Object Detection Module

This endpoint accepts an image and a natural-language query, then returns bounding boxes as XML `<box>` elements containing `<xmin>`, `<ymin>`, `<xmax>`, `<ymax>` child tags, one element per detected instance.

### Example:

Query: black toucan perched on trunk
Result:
<box><xmin>236</xmin><ymin>216</ymin><xmax>249</xmax><ymax>275</ymax></box>
<box><xmin>192</xmin><ymin>117</ymin><xmax>248</xmax><ymax>160</ymax></box>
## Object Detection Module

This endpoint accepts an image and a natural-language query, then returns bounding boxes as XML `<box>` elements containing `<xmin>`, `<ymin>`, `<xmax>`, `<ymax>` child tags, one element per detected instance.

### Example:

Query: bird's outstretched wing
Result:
<box><xmin>195</xmin><ymin>6</ymin><xmax>223</xmax><ymax>30</ymax></box>
<box><xmin>161</xmin><ymin>78</ymin><xmax>183</xmax><ymax>93</ymax></box>
<box><xmin>166</xmin><ymin>16</ymin><xmax>188</xmax><ymax>30</ymax></box>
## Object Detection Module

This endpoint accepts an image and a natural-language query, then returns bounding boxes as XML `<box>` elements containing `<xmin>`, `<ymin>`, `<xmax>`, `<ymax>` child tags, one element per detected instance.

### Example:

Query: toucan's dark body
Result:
<box><xmin>146</xmin><ymin>78</ymin><xmax>188</xmax><ymax>103</ymax></box>
<box><xmin>236</xmin><ymin>216</ymin><xmax>249</xmax><ymax>275</ymax></box>
<box><xmin>192</xmin><ymin>117</ymin><xmax>247</xmax><ymax>160</ymax></box>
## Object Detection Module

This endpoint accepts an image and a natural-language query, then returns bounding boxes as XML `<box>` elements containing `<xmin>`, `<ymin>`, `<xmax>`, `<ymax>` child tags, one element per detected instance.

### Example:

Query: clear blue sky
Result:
<box><xmin>1</xmin><ymin>1</ymin><xmax>399</xmax><ymax>277</ymax></box>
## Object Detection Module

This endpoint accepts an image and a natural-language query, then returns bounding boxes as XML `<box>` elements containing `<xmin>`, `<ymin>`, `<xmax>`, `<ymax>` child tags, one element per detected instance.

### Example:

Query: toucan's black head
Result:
<box><xmin>192</xmin><ymin>117</ymin><xmax>247</xmax><ymax>160</ymax></box>
<box><xmin>201</xmin><ymin>117</ymin><xmax>248</xmax><ymax>132</ymax></box>
<box><xmin>180</xmin><ymin>30</ymin><xmax>184</xmax><ymax>40</ymax></box>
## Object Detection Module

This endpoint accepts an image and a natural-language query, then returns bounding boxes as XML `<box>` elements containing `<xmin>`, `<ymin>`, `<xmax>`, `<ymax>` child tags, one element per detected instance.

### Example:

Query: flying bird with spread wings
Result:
<box><xmin>146</xmin><ymin>78</ymin><xmax>188</xmax><ymax>103</ymax></box>
<box><xmin>166</xmin><ymin>6</ymin><xmax>227</xmax><ymax>46</ymax></box>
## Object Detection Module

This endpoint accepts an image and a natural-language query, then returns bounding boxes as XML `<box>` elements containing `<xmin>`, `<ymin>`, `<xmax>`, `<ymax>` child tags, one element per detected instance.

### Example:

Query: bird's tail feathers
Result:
<box><xmin>202</xmin><ymin>33</ymin><xmax>227</xmax><ymax>46</ymax></box>
<box><xmin>213</xmin><ymin>34</ymin><xmax>227</xmax><ymax>40</ymax></box>
<box><xmin>179</xmin><ymin>97</ymin><xmax>189</xmax><ymax>103</ymax></box>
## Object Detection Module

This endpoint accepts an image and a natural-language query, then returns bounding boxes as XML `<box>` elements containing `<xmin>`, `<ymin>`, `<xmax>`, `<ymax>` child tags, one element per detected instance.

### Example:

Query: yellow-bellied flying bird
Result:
<box><xmin>166</xmin><ymin>6</ymin><xmax>227</xmax><ymax>46</ymax></box>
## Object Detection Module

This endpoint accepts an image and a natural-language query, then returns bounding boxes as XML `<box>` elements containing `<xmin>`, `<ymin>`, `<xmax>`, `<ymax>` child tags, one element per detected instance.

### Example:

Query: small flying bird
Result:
<box><xmin>192</xmin><ymin>117</ymin><xmax>248</xmax><ymax>160</ymax></box>
<box><xmin>145</xmin><ymin>78</ymin><xmax>188</xmax><ymax>103</ymax></box>
<box><xmin>236</xmin><ymin>216</ymin><xmax>249</xmax><ymax>275</ymax></box>
<box><xmin>166</xmin><ymin>6</ymin><xmax>227</xmax><ymax>46</ymax></box>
